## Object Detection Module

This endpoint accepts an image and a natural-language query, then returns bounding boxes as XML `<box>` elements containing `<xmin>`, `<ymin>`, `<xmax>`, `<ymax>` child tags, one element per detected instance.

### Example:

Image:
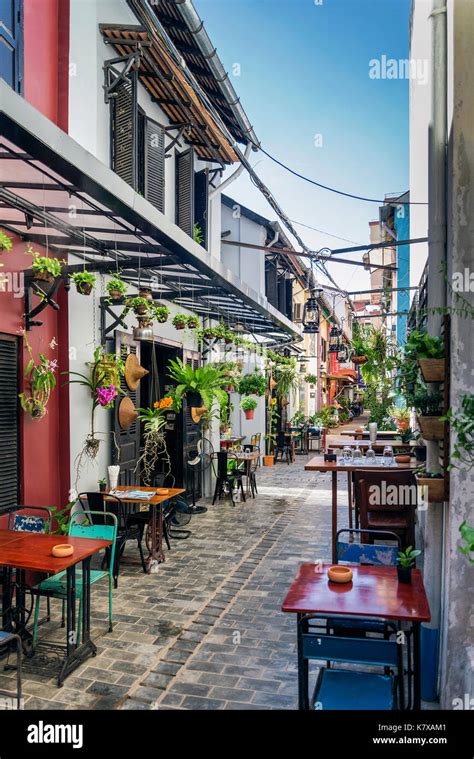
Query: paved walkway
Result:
<box><xmin>2</xmin><ymin>451</ymin><xmax>351</xmax><ymax>710</ymax></box>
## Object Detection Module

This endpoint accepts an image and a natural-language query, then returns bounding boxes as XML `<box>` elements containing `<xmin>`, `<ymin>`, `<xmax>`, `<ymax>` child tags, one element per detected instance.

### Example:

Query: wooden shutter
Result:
<box><xmin>0</xmin><ymin>335</ymin><xmax>19</xmax><ymax>512</ymax></box>
<box><xmin>0</xmin><ymin>0</ymin><xmax>22</xmax><ymax>92</ymax></box>
<box><xmin>112</xmin><ymin>333</ymin><xmax>141</xmax><ymax>486</ymax></box>
<box><xmin>144</xmin><ymin>117</ymin><xmax>165</xmax><ymax>213</ymax></box>
<box><xmin>111</xmin><ymin>75</ymin><xmax>137</xmax><ymax>188</ymax></box>
<box><xmin>194</xmin><ymin>169</ymin><xmax>208</xmax><ymax>247</ymax></box>
<box><xmin>176</xmin><ymin>148</ymin><xmax>194</xmax><ymax>237</ymax></box>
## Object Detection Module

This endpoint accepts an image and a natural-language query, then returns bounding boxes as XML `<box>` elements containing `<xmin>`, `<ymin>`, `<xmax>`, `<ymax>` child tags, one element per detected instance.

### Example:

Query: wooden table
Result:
<box><xmin>234</xmin><ymin>451</ymin><xmax>260</xmax><ymax>497</ymax></box>
<box><xmin>220</xmin><ymin>437</ymin><xmax>245</xmax><ymax>449</ymax></box>
<box><xmin>108</xmin><ymin>486</ymin><xmax>185</xmax><ymax>571</ymax></box>
<box><xmin>304</xmin><ymin>456</ymin><xmax>418</xmax><ymax>562</ymax></box>
<box><xmin>0</xmin><ymin>531</ymin><xmax>111</xmax><ymax>685</ymax></box>
<box><xmin>282</xmin><ymin>563</ymin><xmax>431</xmax><ymax>710</ymax></box>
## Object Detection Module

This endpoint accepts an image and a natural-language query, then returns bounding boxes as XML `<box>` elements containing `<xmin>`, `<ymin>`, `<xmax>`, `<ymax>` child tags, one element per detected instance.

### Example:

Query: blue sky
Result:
<box><xmin>196</xmin><ymin>0</ymin><xmax>411</xmax><ymax>292</ymax></box>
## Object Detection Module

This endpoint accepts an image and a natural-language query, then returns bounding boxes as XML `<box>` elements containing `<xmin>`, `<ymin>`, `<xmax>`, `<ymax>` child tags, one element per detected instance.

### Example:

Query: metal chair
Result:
<box><xmin>8</xmin><ymin>506</ymin><xmax>53</xmax><ymax>533</ymax></box>
<box><xmin>32</xmin><ymin>510</ymin><xmax>118</xmax><ymax>644</ymax></box>
<box><xmin>273</xmin><ymin>431</ymin><xmax>292</xmax><ymax>464</ymax></box>
<box><xmin>0</xmin><ymin>631</ymin><xmax>22</xmax><ymax>709</ymax></box>
<box><xmin>211</xmin><ymin>451</ymin><xmax>246</xmax><ymax>506</ymax></box>
<box><xmin>77</xmin><ymin>492</ymin><xmax>147</xmax><ymax>587</ymax></box>
<box><xmin>354</xmin><ymin>471</ymin><xmax>417</xmax><ymax>549</ymax></box>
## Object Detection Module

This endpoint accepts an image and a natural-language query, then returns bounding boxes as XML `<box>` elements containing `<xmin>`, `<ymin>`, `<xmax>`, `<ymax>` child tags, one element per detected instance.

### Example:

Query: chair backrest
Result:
<box><xmin>354</xmin><ymin>471</ymin><xmax>417</xmax><ymax>514</ymax></box>
<box><xmin>68</xmin><ymin>510</ymin><xmax>118</xmax><ymax>576</ymax></box>
<box><xmin>250</xmin><ymin>434</ymin><xmax>257</xmax><ymax>446</ymax></box>
<box><xmin>336</xmin><ymin>528</ymin><xmax>400</xmax><ymax>566</ymax></box>
<box><xmin>302</xmin><ymin>632</ymin><xmax>399</xmax><ymax>669</ymax></box>
<box><xmin>212</xmin><ymin>451</ymin><xmax>228</xmax><ymax>479</ymax></box>
<box><xmin>275</xmin><ymin>431</ymin><xmax>287</xmax><ymax>447</ymax></box>
<box><xmin>9</xmin><ymin>507</ymin><xmax>53</xmax><ymax>534</ymax></box>
<box><xmin>77</xmin><ymin>492</ymin><xmax>125</xmax><ymax>528</ymax></box>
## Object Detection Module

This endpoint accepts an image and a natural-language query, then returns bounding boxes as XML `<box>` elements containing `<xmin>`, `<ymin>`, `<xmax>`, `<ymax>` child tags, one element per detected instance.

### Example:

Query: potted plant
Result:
<box><xmin>153</xmin><ymin>305</ymin><xmax>170</xmax><ymax>324</ymax></box>
<box><xmin>0</xmin><ymin>230</ymin><xmax>13</xmax><ymax>252</ymax></box>
<box><xmin>172</xmin><ymin>313</ymin><xmax>189</xmax><ymax>330</ymax></box>
<box><xmin>415</xmin><ymin>469</ymin><xmax>446</xmax><ymax>502</ymax></box>
<box><xmin>29</xmin><ymin>245</ymin><xmax>63</xmax><ymax>288</ymax></box>
<box><xmin>193</xmin><ymin>223</ymin><xmax>204</xmax><ymax>245</ymax></box>
<box><xmin>263</xmin><ymin>398</ymin><xmax>279</xmax><ymax>466</ymax></box>
<box><xmin>351</xmin><ymin>328</ymin><xmax>368</xmax><ymax>365</ymax></box>
<box><xmin>304</xmin><ymin>373</ymin><xmax>318</xmax><ymax>385</ymax></box>
<box><xmin>19</xmin><ymin>333</ymin><xmax>57</xmax><ymax>420</ymax></box>
<box><xmin>240</xmin><ymin>396</ymin><xmax>258</xmax><ymax>421</ymax></box>
<box><xmin>458</xmin><ymin>521</ymin><xmax>474</xmax><ymax>563</ymax></box>
<box><xmin>98</xmin><ymin>478</ymin><xmax>107</xmax><ymax>493</ymax></box>
<box><xmin>413</xmin><ymin>388</ymin><xmax>445</xmax><ymax>440</ymax></box>
<box><xmin>72</xmin><ymin>271</ymin><xmax>96</xmax><ymax>296</ymax></box>
<box><xmin>405</xmin><ymin>330</ymin><xmax>445</xmax><ymax>382</ymax></box>
<box><xmin>397</xmin><ymin>546</ymin><xmax>421</xmax><ymax>583</ymax></box>
<box><xmin>444</xmin><ymin>394</ymin><xmax>474</xmax><ymax>471</ymax></box>
<box><xmin>138</xmin><ymin>285</ymin><xmax>153</xmax><ymax>301</ymax></box>
<box><xmin>390</xmin><ymin>405</ymin><xmax>411</xmax><ymax>430</ymax></box>
<box><xmin>106</xmin><ymin>275</ymin><xmax>128</xmax><ymax>301</ymax></box>
<box><xmin>187</xmin><ymin>314</ymin><xmax>200</xmax><ymax>329</ymax></box>
<box><xmin>238</xmin><ymin>370</ymin><xmax>266</xmax><ymax>397</ymax></box>
<box><xmin>273</xmin><ymin>362</ymin><xmax>300</xmax><ymax>403</ymax></box>
<box><xmin>166</xmin><ymin>358</ymin><xmax>228</xmax><ymax>412</ymax></box>
<box><xmin>126</xmin><ymin>296</ymin><xmax>150</xmax><ymax>317</ymax></box>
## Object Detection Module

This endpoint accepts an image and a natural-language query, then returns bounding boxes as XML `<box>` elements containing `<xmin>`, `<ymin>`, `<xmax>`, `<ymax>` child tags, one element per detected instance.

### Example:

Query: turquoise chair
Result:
<box><xmin>32</xmin><ymin>510</ymin><xmax>118</xmax><ymax>645</ymax></box>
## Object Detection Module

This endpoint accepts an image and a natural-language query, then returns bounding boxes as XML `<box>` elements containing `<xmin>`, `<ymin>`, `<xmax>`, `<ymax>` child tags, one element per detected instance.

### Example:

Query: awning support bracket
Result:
<box><xmin>24</xmin><ymin>276</ymin><xmax>63</xmax><ymax>331</ymax></box>
<box><xmin>99</xmin><ymin>298</ymin><xmax>129</xmax><ymax>344</ymax></box>
<box><xmin>103</xmin><ymin>49</ymin><xmax>142</xmax><ymax>104</ymax></box>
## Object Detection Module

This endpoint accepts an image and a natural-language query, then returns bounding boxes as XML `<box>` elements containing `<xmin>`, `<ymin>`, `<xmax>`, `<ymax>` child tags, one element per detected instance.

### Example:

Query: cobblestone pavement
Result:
<box><xmin>3</xmin><ymin>453</ymin><xmax>351</xmax><ymax>710</ymax></box>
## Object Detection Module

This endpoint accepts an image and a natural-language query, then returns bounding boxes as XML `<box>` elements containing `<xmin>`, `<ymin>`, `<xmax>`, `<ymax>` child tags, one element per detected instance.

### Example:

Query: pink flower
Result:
<box><xmin>96</xmin><ymin>385</ymin><xmax>118</xmax><ymax>407</ymax></box>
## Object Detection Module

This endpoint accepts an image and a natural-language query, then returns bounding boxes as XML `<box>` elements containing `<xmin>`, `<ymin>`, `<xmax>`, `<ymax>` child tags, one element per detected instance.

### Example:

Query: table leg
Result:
<box><xmin>297</xmin><ymin>614</ymin><xmax>309</xmax><ymax>710</ymax></box>
<box><xmin>413</xmin><ymin>622</ymin><xmax>421</xmax><ymax>710</ymax></box>
<box><xmin>146</xmin><ymin>504</ymin><xmax>165</xmax><ymax>572</ymax></box>
<box><xmin>65</xmin><ymin>564</ymin><xmax>76</xmax><ymax>659</ymax></box>
<box><xmin>82</xmin><ymin>557</ymin><xmax>93</xmax><ymax>646</ymax></box>
<box><xmin>332</xmin><ymin>471</ymin><xmax>338</xmax><ymax>563</ymax></box>
<box><xmin>347</xmin><ymin>472</ymin><xmax>353</xmax><ymax>530</ymax></box>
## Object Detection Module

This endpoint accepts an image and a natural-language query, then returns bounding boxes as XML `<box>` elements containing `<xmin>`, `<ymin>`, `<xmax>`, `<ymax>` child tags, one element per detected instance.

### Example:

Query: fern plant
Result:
<box><xmin>167</xmin><ymin>358</ymin><xmax>229</xmax><ymax>412</ymax></box>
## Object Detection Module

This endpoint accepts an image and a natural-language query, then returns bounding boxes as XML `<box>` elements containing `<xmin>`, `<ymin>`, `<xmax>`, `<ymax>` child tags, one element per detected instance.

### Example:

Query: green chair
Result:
<box><xmin>32</xmin><ymin>510</ymin><xmax>118</xmax><ymax>645</ymax></box>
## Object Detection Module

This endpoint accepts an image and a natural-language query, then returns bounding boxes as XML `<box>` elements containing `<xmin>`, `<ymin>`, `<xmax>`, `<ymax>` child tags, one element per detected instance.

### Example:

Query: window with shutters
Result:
<box><xmin>143</xmin><ymin>115</ymin><xmax>165</xmax><ymax>213</ymax></box>
<box><xmin>0</xmin><ymin>0</ymin><xmax>23</xmax><ymax>92</ymax></box>
<box><xmin>293</xmin><ymin>303</ymin><xmax>302</xmax><ymax>322</ymax></box>
<box><xmin>0</xmin><ymin>335</ymin><xmax>19</xmax><ymax>513</ymax></box>
<box><xmin>111</xmin><ymin>76</ymin><xmax>137</xmax><ymax>188</ymax></box>
<box><xmin>176</xmin><ymin>148</ymin><xmax>194</xmax><ymax>237</ymax></box>
<box><xmin>194</xmin><ymin>169</ymin><xmax>208</xmax><ymax>247</ymax></box>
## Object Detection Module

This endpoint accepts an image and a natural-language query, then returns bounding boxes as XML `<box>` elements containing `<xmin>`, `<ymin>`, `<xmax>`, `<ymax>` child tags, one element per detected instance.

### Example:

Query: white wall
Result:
<box><xmin>221</xmin><ymin>202</ymin><xmax>266</xmax><ymax>292</ymax></box>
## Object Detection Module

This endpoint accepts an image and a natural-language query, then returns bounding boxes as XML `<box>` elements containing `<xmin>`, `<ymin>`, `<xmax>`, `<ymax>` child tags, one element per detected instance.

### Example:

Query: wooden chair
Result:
<box><xmin>354</xmin><ymin>471</ymin><xmax>417</xmax><ymax>549</ymax></box>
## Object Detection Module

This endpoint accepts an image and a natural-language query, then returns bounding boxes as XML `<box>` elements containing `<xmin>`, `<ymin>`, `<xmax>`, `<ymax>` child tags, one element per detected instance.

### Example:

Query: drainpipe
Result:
<box><xmin>422</xmin><ymin>0</ymin><xmax>447</xmax><ymax>703</ymax></box>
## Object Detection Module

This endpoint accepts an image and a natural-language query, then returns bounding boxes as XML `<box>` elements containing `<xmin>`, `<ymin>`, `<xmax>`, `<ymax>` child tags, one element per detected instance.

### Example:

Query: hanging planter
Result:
<box><xmin>240</xmin><ymin>396</ymin><xmax>258</xmax><ymax>420</ymax></box>
<box><xmin>187</xmin><ymin>314</ymin><xmax>200</xmax><ymax>330</ymax></box>
<box><xmin>153</xmin><ymin>305</ymin><xmax>170</xmax><ymax>324</ymax></box>
<box><xmin>138</xmin><ymin>286</ymin><xmax>153</xmax><ymax>301</ymax></box>
<box><xmin>72</xmin><ymin>271</ymin><xmax>96</xmax><ymax>296</ymax></box>
<box><xmin>106</xmin><ymin>275</ymin><xmax>128</xmax><ymax>301</ymax></box>
<box><xmin>417</xmin><ymin>415</ymin><xmax>445</xmax><ymax>441</ymax></box>
<box><xmin>128</xmin><ymin>297</ymin><xmax>151</xmax><ymax>317</ymax></box>
<box><xmin>418</xmin><ymin>358</ymin><xmax>445</xmax><ymax>383</ymax></box>
<box><xmin>18</xmin><ymin>331</ymin><xmax>57</xmax><ymax>420</ymax></box>
<box><xmin>172</xmin><ymin>313</ymin><xmax>188</xmax><ymax>330</ymax></box>
<box><xmin>353</xmin><ymin>355</ymin><xmax>368</xmax><ymax>365</ymax></box>
<box><xmin>29</xmin><ymin>246</ymin><xmax>63</xmax><ymax>291</ymax></box>
<box><xmin>415</xmin><ymin>472</ymin><xmax>446</xmax><ymax>502</ymax></box>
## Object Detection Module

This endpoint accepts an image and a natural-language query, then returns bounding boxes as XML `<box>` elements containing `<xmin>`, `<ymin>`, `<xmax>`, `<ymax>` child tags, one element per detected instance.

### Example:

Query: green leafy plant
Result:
<box><xmin>444</xmin><ymin>394</ymin><xmax>474</xmax><ymax>470</ymax></box>
<box><xmin>172</xmin><ymin>313</ymin><xmax>189</xmax><ymax>329</ymax></box>
<box><xmin>152</xmin><ymin>305</ymin><xmax>170</xmax><ymax>323</ymax></box>
<box><xmin>193</xmin><ymin>223</ymin><xmax>204</xmax><ymax>245</ymax></box>
<box><xmin>291</xmin><ymin>408</ymin><xmax>306</xmax><ymax>427</ymax></box>
<box><xmin>458</xmin><ymin>521</ymin><xmax>474</xmax><ymax>563</ymax></box>
<box><xmin>397</xmin><ymin>427</ymin><xmax>415</xmax><ymax>444</ymax></box>
<box><xmin>240</xmin><ymin>396</ymin><xmax>258</xmax><ymax>412</ymax></box>
<box><xmin>397</xmin><ymin>546</ymin><xmax>421</xmax><ymax>569</ymax></box>
<box><xmin>72</xmin><ymin>271</ymin><xmax>96</xmax><ymax>294</ymax></box>
<box><xmin>186</xmin><ymin>314</ymin><xmax>200</xmax><ymax>329</ymax></box>
<box><xmin>405</xmin><ymin>330</ymin><xmax>444</xmax><ymax>359</ymax></box>
<box><xmin>29</xmin><ymin>246</ymin><xmax>63</xmax><ymax>279</ymax></box>
<box><xmin>49</xmin><ymin>501</ymin><xmax>76</xmax><ymax>536</ymax></box>
<box><xmin>415</xmin><ymin>468</ymin><xmax>443</xmax><ymax>478</ymax></box>
<box><xmin>19</xmin><ymin>332</ymin><xmax>57</xmax><ymax>419</ymax></box>
<box><xmin>390</xmin><ymin>405</ymin><xmax>410</xmax><ymax>420</ymax></box>
<box><xmin>412</xmin><ymin>389</ymin><xmax>444</xmax><ymax>416</ymax></box>
<box><xmin>216</xmin><ymin>360</ymin><xmax>242</xmax><ymax>388</ymax></box>
<box><xmin>0</xmin><ymin>230</ymin><xmax>13</xmax><ymax>252</ymax></box>
<box><xmin>238</xmin><ymin>370</ymin><xmax>266</xmax><ymax>397</ymax></box>
<box><xmin>127</xmin><ymin>296</ymin><xmax>151</xmax><ymax>314</ymax></box>
<box><xmin>167</xmin><ymin>358</ymin><xmax>229</xmax><ymax>412</ymax></box>
<box><xmin>304</xmin><ymin>374</ymin><xmax>318</xmax><ymax>385</ymax></box>
<box><xmin>135</xmin><ymin>405</ymin><xmax>171</xmax><ymax>486</ymax></box>
<box><xmin>273</xmin><ymin>361</ymin><xmax>300</xmax><ymax>402</ymax></box>
<box><xmin>265</xmin><ymin>398</ymin><xmax>279</xmax><ymax>454</ymax></box>
<box><xmin>107</xmin><ymin>275</ymin><xmax>128</xmax><ymax>298</ymax></box>
<box><xmin>199</xmin><ymin>324</ymin><xmax>233</xmax><ymax>342</ymax></box>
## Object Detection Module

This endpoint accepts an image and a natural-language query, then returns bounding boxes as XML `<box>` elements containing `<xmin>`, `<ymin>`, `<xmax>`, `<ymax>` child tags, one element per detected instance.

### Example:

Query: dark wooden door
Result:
<box><xmin>0</xmin><ymin>334</ymin><xmax>19</xmax><ymax>512</ymax></box>
<box><xmin>112</xmin><ymin>332</ymin><xmax>141</xmax><ymax>486</ymax></box>
<box><xmin>182</xmin><ymin>349</ymin><xmax>202</xmax><ymax>499</ymax></box>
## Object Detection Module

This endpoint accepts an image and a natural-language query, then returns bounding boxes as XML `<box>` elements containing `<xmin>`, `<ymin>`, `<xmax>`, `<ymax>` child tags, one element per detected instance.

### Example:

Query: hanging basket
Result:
<box><xmin>417</xmin><ymin>415</ymin><xmax>445</xmax><ymax>441</ymax></box>
<box><xmin>353</xmin><ymin>355</ymin><xmax>368</xmax><ymax>365</ymax></box>
<box><xmin>138</xmin><ymin>287</ymin><xmax>153</xmax><ymax>301</ymax></box>
<box><xmin>243</xmin><ymin>409</ymin><xmax>255</xmax><ymax>421</ymax></box>
<box><xmin>108</xmin><ymin>289</ymin><xmax>123</xmax><ymax>301</ymax></box>
<box><xmin>418</xmin><ymin>358</ymin><xmax>445</xmax><ymax>383</ymax></box>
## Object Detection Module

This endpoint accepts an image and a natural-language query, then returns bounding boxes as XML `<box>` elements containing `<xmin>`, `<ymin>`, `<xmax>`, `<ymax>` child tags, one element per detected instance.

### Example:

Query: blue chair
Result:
<box><xmin>32</xmin><ymin>510</ymin><xmax>118</xmax><ymax>645</ymax></box>
<box><xmin>306</xmin><ymin>632</ymin><xmax>403</xmax><ymax>710</ymax></box>
<box><xmin>8</xmin><ymin>506</ymin><xmax>53</xmax><ymax>534</ymax></box>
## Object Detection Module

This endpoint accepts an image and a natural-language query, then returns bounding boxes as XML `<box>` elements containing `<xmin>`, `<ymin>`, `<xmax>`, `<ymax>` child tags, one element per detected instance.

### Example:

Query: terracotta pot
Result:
<box><xmin>415</xmin><ymin>475</ymin><xmax>446</xmax><ymax>502</ymax></box>
<box><xmin>243</xmin><ymin>409</ymin><xmax>255</xmax><ymax>420</ymax></box>
<box><xmin>353</xmin><ymin>355</ymin><xmax>368</xmax><ymax>365</ymax></box>
<box><xmin>225</xmin><ymin>384</ymin><xmax>234</xmax><ymax>393</ymax></box>
<box><xmin>174</xmin><ymin>322</ymin><xmax>186</xmax><ymax>330</ymax></box>
<box><xmin>52</xmin><ymin>544</ymin><xmax>74</xmax><ymax>558</ymax></box>
<box><xmin>134</xmin><ymin>305</ymin><xmax>149</xmax><ymax>316</ymax></box>
<box><xmin>395</xmin><ymin>454</ymin><xmax>411</xmax><ymax>464</ymax></box>
<box><xmin>417</xmin><ymin>415</ymin><xmax>445</xmax><ymax>441</ymax></box>
<box><xmin>263</xmin><ymin>455</ymin><xmax>274</xmax><ymax>467</ymax></box>
<box><xmin>418</xmin><ymin>358</ymin><xmax>445</xmax><ymax>383</ymax></box>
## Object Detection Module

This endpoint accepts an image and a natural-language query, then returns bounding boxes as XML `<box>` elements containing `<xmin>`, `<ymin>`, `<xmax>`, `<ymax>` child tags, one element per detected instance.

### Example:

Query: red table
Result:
<box><xmin>0</xmin><ymin>531</ymin><xmax>111</xmax><ymax>685</ymax></box>
<box><xmin>282</xmin><ymin>563</ymin><xmax>431</xmax><ymax>710</ymax></box>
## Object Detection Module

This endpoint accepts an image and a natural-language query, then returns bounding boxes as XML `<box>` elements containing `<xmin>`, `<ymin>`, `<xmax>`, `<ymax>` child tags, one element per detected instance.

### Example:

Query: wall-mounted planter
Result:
<box><xmin>417</xmin><ymin>415</ymin><xmax>445</xmax><ymax>441</ymax></box>
<box><xmin>352</xmin><ymin>355</ymin><xmax>368</xmax><ymax>365</ymax></box>
<box><xmin>418</xmin><ymin>358</ymin><xmax>445</xmax><ymax>383</ymax></box>
<box><xmin>415</xmin><ymin>474</ymin><xmax>447</xmax><ymax>502</ymax></box>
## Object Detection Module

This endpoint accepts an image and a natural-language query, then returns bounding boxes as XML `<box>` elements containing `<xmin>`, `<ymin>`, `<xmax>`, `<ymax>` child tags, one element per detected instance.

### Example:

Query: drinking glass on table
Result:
<box><xmin>342</xmin><ymin>446</ymin><xmax>353</xmax><ymax>465</ymax></box>
<box><xmin>383</xmin><ymin>445</ymin><xmax>394</xmax><ymax>466</ymax></box>
<box><xmin>366</xmin><ymin>445</ymin><xmax>376</xmax><ymax>465</ymax></box>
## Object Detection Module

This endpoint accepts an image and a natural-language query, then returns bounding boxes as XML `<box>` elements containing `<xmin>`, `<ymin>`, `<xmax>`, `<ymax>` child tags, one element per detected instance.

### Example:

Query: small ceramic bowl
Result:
<box><xmin>395</xmin><ymin>454</ymin><xmax>411</xmax><ymax>463</ymax></box>
<box><xmin>327</xmin><ymin>565</ymin><xmax>353</xmax><ymax>584</ymax></box>
<box><xmin>155</xmin><ymin>488</ymin><xmax>169</xmax><ymax>496</ymax></box>
<box><xmin>52</xmin><ymin>544</ymin><xmax>74</xmax><ymax>558</ymax></box>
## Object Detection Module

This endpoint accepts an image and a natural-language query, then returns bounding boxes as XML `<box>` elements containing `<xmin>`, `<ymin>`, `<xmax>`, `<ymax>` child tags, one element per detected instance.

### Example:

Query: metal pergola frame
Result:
<box><xmin>0</xmin><ymin>81</ymin><xmax>300</xmax><ymax>343</ymax></box>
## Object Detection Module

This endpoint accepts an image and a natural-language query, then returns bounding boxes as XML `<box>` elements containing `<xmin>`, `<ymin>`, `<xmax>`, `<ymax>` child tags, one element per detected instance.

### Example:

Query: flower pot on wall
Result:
<box><xmin>243</xmin><ymin>409</ymin><xmax>255</xmax><ymax>421</ymax></box>
<box><xmin>418</xmin><ymin>358</ymin><xmax>445</xmax><ymax>383</ymax></box>
<box><xmin>352</xmin><ymin>355</ymin><xmax>367</xmax><ymax>365</ymax></box>
<box><xmin>415</xmin><ymin>474</ymin><xmax>446</xmax><ymax>502</ymax></box>
<box><xmin>417</xmin><ymin>415</ymin><xmax>445</xmax><ymax>441</ymax></box>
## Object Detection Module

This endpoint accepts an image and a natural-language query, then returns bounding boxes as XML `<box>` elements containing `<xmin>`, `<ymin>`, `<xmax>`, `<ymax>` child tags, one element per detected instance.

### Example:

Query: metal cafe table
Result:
<box><xmin>304</xmin><ymin>456</ymin><xmax>418</xmax><ymax>563</ymax></box>
<box><xmin>0</xmin><ymin>530</ymin><xmax>111</xmax><ymax>686</ymax></box>
<box><xmin>282</xmin><ymin>563</ymin><xmax>431</xmax><ymax>710</ymax></box>
<box><xmin>107</xmin><ymin>486</ymin><xmax>185</xmax><ymax>569</ymax></box>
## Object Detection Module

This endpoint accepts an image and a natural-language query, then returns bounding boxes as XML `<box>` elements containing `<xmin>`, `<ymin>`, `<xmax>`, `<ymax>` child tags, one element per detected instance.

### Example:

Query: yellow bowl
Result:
<box><xmin>52</xmin><ymin>544</ymin><xmax>74</xmax><ymax>558</ymax></box>
<box><xmin>327</xmin><ymin>566</ymin><xmax>353</xmax><ymax>584</ymax></box>
<box><xmin>155</xmin><ymin>488</ymin><xmax>169</xmax><ymax>496</ymax></box>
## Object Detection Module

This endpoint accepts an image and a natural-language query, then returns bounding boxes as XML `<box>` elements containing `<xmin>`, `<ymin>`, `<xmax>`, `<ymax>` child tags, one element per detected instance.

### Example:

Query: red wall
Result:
<box><xmin>23</xmin><ymin>0</ymin><xmax>69</xmax><ymax>130</ymax></box>
<box><xmin>0</xmin><ymin>234</ymin><xmax>70</xmax><ymax>509</ymax></box>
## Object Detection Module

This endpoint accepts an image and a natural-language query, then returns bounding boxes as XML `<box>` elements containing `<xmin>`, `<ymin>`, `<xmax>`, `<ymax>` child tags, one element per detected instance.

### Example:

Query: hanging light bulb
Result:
<box><xmin>302</xmin><ymin>289</ymin><xmax>322</xmax><ymax>334</ymax></box>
